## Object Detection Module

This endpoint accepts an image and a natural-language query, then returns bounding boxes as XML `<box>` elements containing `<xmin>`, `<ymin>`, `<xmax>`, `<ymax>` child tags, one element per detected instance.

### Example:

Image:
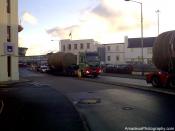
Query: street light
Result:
<box><xmin>124</xmin><ymin>0</ymin><xmax>144</xmax><ymax>76</ymax></box>
<box><xmin>155</xmin><ymin>9</ymin><xmax>160</xmax><ymax>35</ymax></box>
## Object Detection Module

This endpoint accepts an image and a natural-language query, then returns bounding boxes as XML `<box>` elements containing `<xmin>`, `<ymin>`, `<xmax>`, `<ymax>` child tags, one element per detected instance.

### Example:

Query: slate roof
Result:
<box><xmin>128</xmin><ymin>37</ymin><xmax>156</xmax><ymax>48</ymax></box>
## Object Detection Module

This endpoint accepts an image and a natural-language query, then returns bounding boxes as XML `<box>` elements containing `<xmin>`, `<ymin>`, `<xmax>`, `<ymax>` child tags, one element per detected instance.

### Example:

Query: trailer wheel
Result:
<box><xmin>168</xmin><ymin>79</ymin><xmax>175</xmax><ymax>88</ymax></box>
<box><xmin>151</xmin><ymin>76</ymin><xmax>160</xmax><ymax>88</ymax></box>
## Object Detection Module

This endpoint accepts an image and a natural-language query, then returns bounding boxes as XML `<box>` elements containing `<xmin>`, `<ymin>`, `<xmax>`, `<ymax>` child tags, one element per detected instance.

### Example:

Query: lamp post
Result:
<box><xmin>155</xmin><ymin>9</ymin><xmax>160</xmax><ymax>35</ymax></box>
<box><xmin>125</xmin><ymin>0</ymin><xmax>144</xmax><ymax>76</ymax></box>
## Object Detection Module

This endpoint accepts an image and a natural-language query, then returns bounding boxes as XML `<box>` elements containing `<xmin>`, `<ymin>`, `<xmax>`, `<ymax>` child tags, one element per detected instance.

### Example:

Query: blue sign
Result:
<box><xmin>7</xmin><ymin>45</ymin><xmax>13</xmax><ymax>52</ymax></box>
<box><xmin>4</xmin><ymin>42</ymin><xmax>14</xmax><ymax>55</ymax></box>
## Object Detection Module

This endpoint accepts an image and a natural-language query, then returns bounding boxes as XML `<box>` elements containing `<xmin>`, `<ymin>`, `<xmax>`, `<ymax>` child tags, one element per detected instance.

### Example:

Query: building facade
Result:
<box><xmin>104</xmin><ymin>43</ymin><xmax>125</xmax><ymax>65</ymax></box>
<box><xmin>0</xmin><ymin>0</ymin><xmax>19</xmax><ymax>81</ymax></box>
<box><xmin>19</xmin><ymin>55</ymin><xmax>48</xmax><ymax>65</ymax></box>
<box><xmin>19</xmin><ymin>47</ymin><xmax>28</xmax><ymax>57</ymax></box>
<box><xmin>124</xmin><ymin>36</ymin><xmax>156</xmax><ymax>64</ymax></box>
<box><xmin>59</xmin><ymin>39</ymin><xmax>99</xmax><ymax>63</ymax></box>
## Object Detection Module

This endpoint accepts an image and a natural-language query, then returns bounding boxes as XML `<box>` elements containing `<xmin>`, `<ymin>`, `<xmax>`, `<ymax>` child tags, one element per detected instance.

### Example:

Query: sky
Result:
<box><xmin>18</xmin><ymin>0</ymin><xmax>175</xmax><ymax>56</ymax></box>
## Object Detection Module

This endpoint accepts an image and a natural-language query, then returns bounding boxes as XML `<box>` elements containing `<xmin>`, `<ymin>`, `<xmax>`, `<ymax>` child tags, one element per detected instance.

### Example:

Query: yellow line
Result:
<box><xmin>0</xmin><ymin>100</ymin><xmax>4</xmax><ymax>114</ymax></box>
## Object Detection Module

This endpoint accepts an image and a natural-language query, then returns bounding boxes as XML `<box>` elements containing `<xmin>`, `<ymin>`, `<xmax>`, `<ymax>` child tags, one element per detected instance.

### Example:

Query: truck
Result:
<box><xmin>47</xmin><ymin>52</ymin><xmax>102</xmax><ymax>77</ymax></box>
<box><xmin>146</xmin><ymin>30</ymin><xmax>175</xmax><ymax>88</ymax></box>
<box><xmin>78</xmin><ymin>52</ymin><xmax>102</xmax><ymax>77</ymax></box>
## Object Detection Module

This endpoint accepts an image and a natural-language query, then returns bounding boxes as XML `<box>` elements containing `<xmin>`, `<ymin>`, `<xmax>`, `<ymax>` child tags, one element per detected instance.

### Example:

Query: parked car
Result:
<box><xmin>39</xmin><ymin>65</ymin><xmax>49</xmax><ymax>73</ymax></box>
<box><xmin>104</xmin><ymin>64</ymin><xmax>133</xmax><ymax>74</ymax></box>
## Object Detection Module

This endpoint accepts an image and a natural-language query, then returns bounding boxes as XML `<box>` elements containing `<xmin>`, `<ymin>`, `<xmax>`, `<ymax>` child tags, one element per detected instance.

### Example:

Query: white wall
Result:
<box><xmin>104</xmin><ymin>43</ymin><xmax>125</xmax><ymax>65</ymax></box>
<box><xmin>124</xmin><ymin>36</ymin><xmax>153</xmax><ymax>64</ymax></box>
<box><xmin>60</xmin><ymin>39</ymin><xmax>99</xmax><ymax>64</ymax></box>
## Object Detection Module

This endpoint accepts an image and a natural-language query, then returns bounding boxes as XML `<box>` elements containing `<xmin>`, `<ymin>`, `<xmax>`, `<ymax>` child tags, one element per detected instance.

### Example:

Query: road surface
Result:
<box><xmin>19</xmin><ymin>68</ymin><xmax>175</xmax><ymax>131</ymax></box>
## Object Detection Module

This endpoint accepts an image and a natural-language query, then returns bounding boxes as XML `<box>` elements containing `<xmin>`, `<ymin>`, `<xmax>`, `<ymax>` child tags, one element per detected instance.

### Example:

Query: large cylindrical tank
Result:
<box><xmin>48</xmin><ymin>52</ymin><xmax>77</xmax><ymax>70</ymax></box>
<box><xmin>153</xmin><ymin>30</ymin><xmax>175</xmax><ymax>72</ymax></box>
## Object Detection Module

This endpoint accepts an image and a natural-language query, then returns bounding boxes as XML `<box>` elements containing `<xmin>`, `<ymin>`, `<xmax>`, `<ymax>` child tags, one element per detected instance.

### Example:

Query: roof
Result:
<box><xmin>128</xmin><ymin>37</ymin><xmax>156</xmax><ymax>48</ymax></box>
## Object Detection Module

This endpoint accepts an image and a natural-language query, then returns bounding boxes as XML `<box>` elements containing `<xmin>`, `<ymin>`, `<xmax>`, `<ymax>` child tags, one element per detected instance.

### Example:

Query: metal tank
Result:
<box><xmin>48</xmin><ymin>52</ymin><xmax>77</xmax><ymax>70</ymax></box>
<box><xmin>153</xmin><ymin>30</ymin><xmax>175</xmax><ymax>72</ymax></box>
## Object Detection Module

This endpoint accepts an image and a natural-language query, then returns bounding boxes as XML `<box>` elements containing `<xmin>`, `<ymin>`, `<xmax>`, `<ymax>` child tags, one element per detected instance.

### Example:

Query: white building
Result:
<box><xmin>104</xmin><ymin>43</ymin><xmax>125</xmax><ymax>65</ymax></box>
<box><xmin>124</xmin><ymin>36</ymin><xmax>156</xmax><ymax>64</ymax></box>
<box><xmin>59</xmin><ymin>39</ymin><xmax>99</xmax><ymax>63</ymax></box>
<box><xmin>0</xmin><ymin>0</ymin><xmax>19</xmax><ymax>81</ymax></box>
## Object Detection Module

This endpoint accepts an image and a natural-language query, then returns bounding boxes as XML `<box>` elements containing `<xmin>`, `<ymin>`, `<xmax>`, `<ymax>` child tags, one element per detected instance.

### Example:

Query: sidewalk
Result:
<box><xmin>0</xmin><ymin>81</ymin><xmax>88</xmax><ymax>131</ymax></box>
<box><xmin>84</xmin><ymin>75</ymin><xmax>175</xmax><ymax>96</ymax></box>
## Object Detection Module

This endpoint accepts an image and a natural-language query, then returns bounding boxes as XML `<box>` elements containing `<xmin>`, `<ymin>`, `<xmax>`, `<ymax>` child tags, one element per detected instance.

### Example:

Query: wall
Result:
<box><xmin>60</xmin><ymin>39</ymin><xmax>98</xmax><ymax>64</ymax></box>
<box><xmin>0</xmin><ymin>0</ymin><xmax>19</xmax><ymax>81</ymax></box>
<box><xmin>124</xmin><ymin>36</ymin><xmax>153</xmax><ymax>64</ymax></box>
<box><xmin>104</xmin><ymin>43</ymin><xmax>125</xmax><ymax>65</ymax></box>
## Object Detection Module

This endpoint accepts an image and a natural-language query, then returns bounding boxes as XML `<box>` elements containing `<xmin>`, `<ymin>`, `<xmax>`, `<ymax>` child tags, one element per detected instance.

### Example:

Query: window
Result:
<box><xmin>68</xmin><ymin>44</ymin><xmax>71</xmax><ymax>50</ymax></box>
<box><xmin>63</xmin><ymin>45</ymin><xmax>65</xmax><ymax>51</ymax></box>
<box><xmin>87</xmin><ymin>43</ymin><xmax>90</xmax><ymax>49</ymax></box>
<box><xmin>80</xmin><ymin>43</ymin><xmax>84</xmax><ymax>49</ymax></box>
<box><xmin>116</xmin><ymin>56</ymin><xmax>120</xmax><ymax>61</ymax></box>
<box><xmin>6</xmin><ymin>0</ymin><xmax>10</xmax><ymax>13</ymax></box>
<box><xmin>7</xmin><ymin>26</ymin><xmax>11</xmax><ymax>42</ymax></box>
<box><xmin>107</xmin><ymin>46</ymin><xmax>110</xmax><ymax>51</ymax></box>
<box><xmin>107</xmin><ymin>56</ymin><xmax>111</xmax><ymax>61</ymax></box>
<box><xmin>7</xmin><ymin>56</ymin><xmax>11</xmax><ymax>77</ymax></box>
<box><xmin>147</xmin><ymin>59</ymin><xmax>152</xmax><ymax>64</ymax></box>
<box><xmin>74</xmin><ymin>44</ymin><xmax>77</xmax><ymax>49</ymax></box>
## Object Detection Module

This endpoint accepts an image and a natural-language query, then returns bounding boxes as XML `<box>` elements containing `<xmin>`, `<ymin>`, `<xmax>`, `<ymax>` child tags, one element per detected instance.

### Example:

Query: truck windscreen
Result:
<box><xmin>86</xmin><ymin>55</ymin><xmax>99</xmax><ymax>62</ymax></box>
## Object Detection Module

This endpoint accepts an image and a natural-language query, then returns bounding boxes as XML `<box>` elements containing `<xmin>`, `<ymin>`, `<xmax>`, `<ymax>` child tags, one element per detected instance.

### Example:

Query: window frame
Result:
<box><xmin>7</xmin><ymin>0</ymin><xmax>11</xmax><ymax>13</ymax></box>
<box><xmin>7</xmin><ymin>26</ymin><xmax>11</xmax><ymax>42</ymax></box>
<box><xmin>80</xmin><ymin>43</ymin><xmax>84</xmax><ymax>49</ymax></box>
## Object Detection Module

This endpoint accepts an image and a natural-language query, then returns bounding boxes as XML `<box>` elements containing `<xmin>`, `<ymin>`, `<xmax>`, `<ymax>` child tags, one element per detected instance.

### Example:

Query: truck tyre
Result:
<box><xmin>151</xmin><ymin>76</ymin><xmax>160</xmax><ymax>88</ymax></box>
<box><xmin>168</xmin><ymin>79</ymin><xmax>175</xmax><ymax>88</ymax></box>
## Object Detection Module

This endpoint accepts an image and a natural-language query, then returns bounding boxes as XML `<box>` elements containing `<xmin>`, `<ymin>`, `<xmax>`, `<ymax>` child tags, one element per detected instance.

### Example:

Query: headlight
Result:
<box><xmin>86</xmin><ymin>70</ymin><xmax>90</xmax><ymax>74</ymax></box>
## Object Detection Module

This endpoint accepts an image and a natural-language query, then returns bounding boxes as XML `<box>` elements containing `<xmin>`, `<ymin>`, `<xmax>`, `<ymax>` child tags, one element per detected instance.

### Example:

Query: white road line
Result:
<box><xmin>0</xmin><ymin>100</ymin><xmax>4</xmax><ymax>114</ymax></box>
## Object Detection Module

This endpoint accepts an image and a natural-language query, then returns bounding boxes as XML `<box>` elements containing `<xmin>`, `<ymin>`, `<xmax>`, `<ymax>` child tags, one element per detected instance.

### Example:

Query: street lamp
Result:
<box><xmin>125</xmin><ymin>0</ymin><xmax>144</xmax><ymax>76</ymax></box>
<box><xmin>155</xmin><ymin>9</ymin><xmax>160</xmax><ymax>35</ymax></box>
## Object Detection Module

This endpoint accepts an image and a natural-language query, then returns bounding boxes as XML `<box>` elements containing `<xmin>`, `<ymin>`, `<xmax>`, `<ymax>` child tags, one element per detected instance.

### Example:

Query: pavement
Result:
<box><xmin>84</xmin><ymin>75</ymin><xmax>175</xmax><ymax>96</ymax></box>
<box><xmin>0</xmin><ymin>82</ymin><xmax>88</xmax><ymax>131</ymax></box>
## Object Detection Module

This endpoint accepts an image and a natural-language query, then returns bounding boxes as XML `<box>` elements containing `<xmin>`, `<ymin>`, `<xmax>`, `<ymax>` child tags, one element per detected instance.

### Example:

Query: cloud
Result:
<box><xmin>22</xmin><ymin>12</ymin><xmax>38</xmax><ymax>25</ymax></box>
<box><xmin>46</xmin><ymin>0</ymin><xmax>155</xmax><ymax>43</ymax></box>
<box><xmin>46</xmin><ymin>25</ymin><xmax>80</xmax><ymax>39</ymax></box>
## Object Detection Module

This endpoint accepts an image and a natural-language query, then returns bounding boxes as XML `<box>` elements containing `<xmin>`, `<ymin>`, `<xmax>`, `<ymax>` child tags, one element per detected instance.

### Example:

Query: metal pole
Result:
<box><xmin>124</xmin><ymin>0</ymin><xmax>144</xmax><ymax>75</ymax></box>
<box><xmin>156</xmin><ymin>10</ymin><xmax>160</xmax><ymax>35</ymax></box>
<box><xmin>141</xmin><ymin>2</ymin><xmax>144</xmax><ymax>76</ymax></box>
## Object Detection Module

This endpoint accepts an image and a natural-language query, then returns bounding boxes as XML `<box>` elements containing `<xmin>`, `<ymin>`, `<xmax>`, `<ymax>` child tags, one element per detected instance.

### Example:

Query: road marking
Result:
<box><xmin>0</xmin><ymin>100</ymin><xmax>4</xmax><ymax>115</ymax></box>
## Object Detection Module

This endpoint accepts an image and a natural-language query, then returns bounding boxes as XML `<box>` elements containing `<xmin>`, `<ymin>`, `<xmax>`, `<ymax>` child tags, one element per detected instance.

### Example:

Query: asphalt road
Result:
<box><xmin>0</xmin><ymin>70</ymin><xmax>87</xmax><ymax>131</ymax></box>
<box><xmin>19</xmin><ymin>68</ymin><xmax>175</xmax><ymax>131</ymax></box>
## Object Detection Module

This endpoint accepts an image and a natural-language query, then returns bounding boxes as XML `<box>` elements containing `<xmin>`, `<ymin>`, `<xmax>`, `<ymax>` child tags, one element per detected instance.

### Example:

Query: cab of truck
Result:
<box><xmin>79</xmin><ymin>52</ymin><xmax>102</xmax><ymax>77</ymax></box>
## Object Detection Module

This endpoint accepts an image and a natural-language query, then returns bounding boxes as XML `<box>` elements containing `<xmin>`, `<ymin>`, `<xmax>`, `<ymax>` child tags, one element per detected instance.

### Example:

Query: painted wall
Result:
<box><xmin>104</xmin><ymin>43</ymin><xmax>125</xmax><ymax>65</ymax></box>
<box><xmin>0</xmin><ymin>0</ymin><xmax>19</xmax><ymax>81</ymax></box>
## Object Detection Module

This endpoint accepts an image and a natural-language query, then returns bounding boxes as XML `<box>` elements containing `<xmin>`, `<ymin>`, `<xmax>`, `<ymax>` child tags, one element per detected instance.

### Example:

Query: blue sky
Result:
<box><xmin>18</xmin><ymin>0</ymin><xmax>175</xmax><ymax>55</ymax></box>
